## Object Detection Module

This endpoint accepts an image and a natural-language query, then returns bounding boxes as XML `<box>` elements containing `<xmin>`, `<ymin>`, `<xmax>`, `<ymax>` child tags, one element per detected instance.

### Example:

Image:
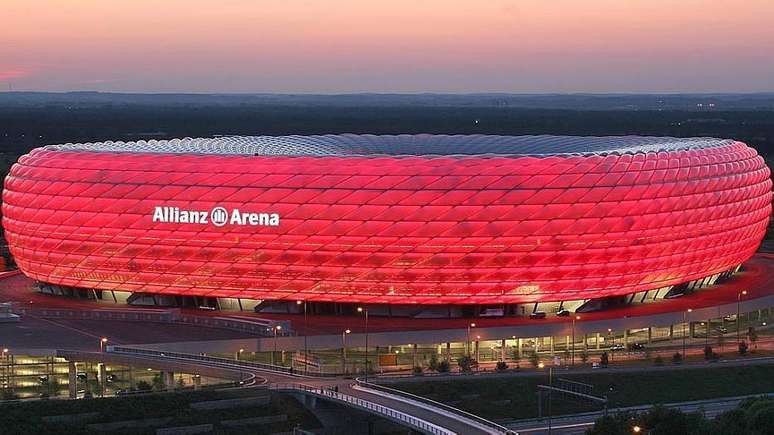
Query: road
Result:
<box><xmin>101</xmin><ymin>347</ymin><xmax>507</xmax><ymax>435</ymax></box>
<box><xmin>508</xmin><ymin>393</ymin><xmax>773</xmax><ymax>434</ymax></box>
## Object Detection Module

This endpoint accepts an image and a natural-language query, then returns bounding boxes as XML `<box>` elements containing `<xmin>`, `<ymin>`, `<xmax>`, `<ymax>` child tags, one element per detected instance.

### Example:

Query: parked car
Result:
<box><xmin>628</xmin><ymin>343</ymin><xmax>645</xmax><ymax>351</ymax></box>
<box><xmin>529</xmin><ymin>311</ymin><xmax>547</xmax><ymax>319</ymax></box>
<box><xmin>556</xmin><ymin>309</ymin><xmax>570</xmax><ymax>317</ymax></box>
<box><xmin>610</xmin><ymin>343</ymin><xmax>625</xmax><ymax>351</ymax></box>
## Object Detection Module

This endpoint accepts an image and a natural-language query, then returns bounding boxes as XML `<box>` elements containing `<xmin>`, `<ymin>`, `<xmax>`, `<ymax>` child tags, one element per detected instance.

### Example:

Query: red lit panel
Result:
<box><xmin>2</xmin><ymin>139</ymin><xmax>771</xmax><ymax>304</ymax></box>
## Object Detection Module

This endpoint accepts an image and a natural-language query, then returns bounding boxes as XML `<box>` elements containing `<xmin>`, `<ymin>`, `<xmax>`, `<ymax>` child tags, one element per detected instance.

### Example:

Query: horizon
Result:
<box><xmin>4</xmin><ymin>90</ymin><xmax>774</xmax><ymax>96</ymax></box>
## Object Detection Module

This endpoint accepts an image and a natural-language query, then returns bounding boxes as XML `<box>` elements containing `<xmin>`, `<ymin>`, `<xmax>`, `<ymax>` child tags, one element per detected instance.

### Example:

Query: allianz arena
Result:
<box><xmin>2</xmin><ymin>135</ymin><xmax>771</xmax><ymax>307</ymax></box>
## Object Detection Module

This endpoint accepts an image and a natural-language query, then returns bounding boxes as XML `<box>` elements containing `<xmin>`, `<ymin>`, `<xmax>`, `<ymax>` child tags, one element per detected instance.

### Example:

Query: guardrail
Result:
<box><xmin>355</xmin><ymin>379</ymin><xmax>516</xmax><ymax>435</ymax></box>
<box><xmin>108</xmin><ymin>346</ymin><xmax>294</xmax><ymax>375</ymax></box>
<box><xmin>270</xmin><ymin>383</ymin><xmax>455</xmax><ymax>435</ymax></box>
<box><xmin>13</xmin><ymin>302</ymin><xmax>291</xmax><ymax>336</ymax></box>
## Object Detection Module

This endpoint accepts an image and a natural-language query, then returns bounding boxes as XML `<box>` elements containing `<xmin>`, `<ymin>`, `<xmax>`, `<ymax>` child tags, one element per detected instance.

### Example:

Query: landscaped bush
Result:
<box><xmin>672</xmin><ymin>352</ymin><xmax>683</xmax><ymax>364</ymax></box>
<box><xmin>428</xmin><ymin>354</ymin><xmax>439</xmax><ymax>371</ymax></box>
<box><xmin>457</xmin><ymin>355</ymin><xmax>475</xmax><ymax>373</ymax></box>
<box><xmin>496</xmin><ymin>361</ymin><xmax>508</xmax><ymax>372</ymax></box>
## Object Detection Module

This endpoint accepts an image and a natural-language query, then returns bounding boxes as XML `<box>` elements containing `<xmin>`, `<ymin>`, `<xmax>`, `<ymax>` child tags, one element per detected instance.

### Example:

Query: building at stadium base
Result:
<box><xmin>2</xmin><ymin>135</ymin><xmax>771</xmax><ymax>318</ymax></box>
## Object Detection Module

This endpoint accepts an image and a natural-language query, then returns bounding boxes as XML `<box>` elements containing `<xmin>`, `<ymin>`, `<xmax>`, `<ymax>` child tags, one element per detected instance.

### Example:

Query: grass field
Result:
<box><xmin>390</xmin><ymin>364</ymin><xmax>774</xmax><ymax>421</ymax></box>
<box><xmin>0</xmin><ymin>388</ymin><xmax>320</xmax><ymax>435</ymax></box>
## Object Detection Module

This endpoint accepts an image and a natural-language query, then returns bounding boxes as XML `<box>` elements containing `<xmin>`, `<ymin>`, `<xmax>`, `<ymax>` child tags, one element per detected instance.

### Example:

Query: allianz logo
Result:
<box><xmin>152</xmin><ymin>206</ymin><xmax>280</xmax><ymax>227</ymax></box>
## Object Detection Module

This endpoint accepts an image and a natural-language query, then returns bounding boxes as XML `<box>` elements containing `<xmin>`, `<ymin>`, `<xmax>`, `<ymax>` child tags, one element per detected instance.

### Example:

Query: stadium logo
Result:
<box><xmin>210</xmin><ymin>207</ymin><xmax>228</xmax><ymax>227</ymax></box>
<box><xmin>152</xmin><ymin>206</ymin><xmax>280</xmax><ymax>227</ymax></box>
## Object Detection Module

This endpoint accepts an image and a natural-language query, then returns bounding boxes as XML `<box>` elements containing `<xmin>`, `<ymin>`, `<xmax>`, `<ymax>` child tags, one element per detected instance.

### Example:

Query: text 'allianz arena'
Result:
<box><xmin>2</xmin><ymin>135</ymin><xmax>771</xmax><ymax>305</ymax></box>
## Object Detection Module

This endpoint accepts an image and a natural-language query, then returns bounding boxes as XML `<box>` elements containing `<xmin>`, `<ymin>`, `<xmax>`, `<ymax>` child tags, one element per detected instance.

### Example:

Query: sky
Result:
<box><xmin>1</xmin><ymin>0</ymin><xmax>773</xmax><ymax>94</ymax></box>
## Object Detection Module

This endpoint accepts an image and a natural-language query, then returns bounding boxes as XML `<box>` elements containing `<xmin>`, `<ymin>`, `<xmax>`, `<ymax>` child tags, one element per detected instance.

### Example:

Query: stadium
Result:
<box><xmin>2</xmin><ymin>134</ymin><xmax>771</xmax><ymax>318</ymax></box>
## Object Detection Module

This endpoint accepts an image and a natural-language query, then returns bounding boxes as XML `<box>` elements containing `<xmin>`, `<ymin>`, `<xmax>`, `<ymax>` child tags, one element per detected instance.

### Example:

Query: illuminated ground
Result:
<box><xmin>1</xmin><ymin>253</ymin><xmax>773</xmax><ymax>353</ymax></box>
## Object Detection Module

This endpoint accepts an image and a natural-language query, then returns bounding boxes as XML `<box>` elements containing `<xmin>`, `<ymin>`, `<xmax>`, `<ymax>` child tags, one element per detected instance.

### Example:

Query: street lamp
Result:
<box><xmin>607</xmin><ymin>328</ymin><xmax>613</xmax><ymax>363</ymax></box>
<box><xmin>737</xmin><ymin>290</ymin><xmax>747</xmax><ymax>344</ymax></box>
<box><xmin>341</xmin><ymin>329</ymin><xmax>351</xmax><ymax>374</ymax></box>
<box><xmin>571</xmin><ymin>315</ymin><xmax>580</xmax><ymax>366</ymax></box>
<box><xmin>539</xmin><ymin>361</ymin><xmax>554</xmax><ymax>433</ymax></box>
<box><xmin>633</xmin><ymin>425</ymin><xmax>641</xmax><ymax>433</ymax></box>
<box><xmin>237</xmin><ymin>348</ymin><xmax>244</xmax><ymax>361</ymax></box>
<box><xmin>99</xmin><ymin>337</ymin><xmax>108</xmax><ymax>353</ymax></box>
<box><xmin>467</xmin><ymin>322</ymin><xmax>476</xmax><ymax>357</ymax></box>
<box><xmin>272</xmin><ymin>325</ymin><xmax>282</xmax><ymax>365</ymax></box>
<box><xmin>357</xmin><ymin>307</ymin><xmax>369</xmax><ymax>382</ymax></box>
<box><xmin>511</xmin><ymin>335</ymin><xmax>517</xmax><ymax>362</ymax></box>
<box><xmin>683</xmin><ymin>309</ymin><xmax>692</xmax><ymax>359</ymax></box>
<box><xmin>297</xmin><ymin>300</ymin><xmax>309</xmax><ymax>375</ymax></box>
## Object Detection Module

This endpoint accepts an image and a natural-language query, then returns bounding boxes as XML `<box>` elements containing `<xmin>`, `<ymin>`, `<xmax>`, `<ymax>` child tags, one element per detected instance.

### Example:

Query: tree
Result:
<box><xmin>600</xmin><ymin>352</ymin><xmax>609</xmax><ymax>368</ymax></box>
<box><xmin>744</xmin><ymin>399</ymin><xmax>774</xmax><ymax>435</ymax></box>
<box><xmin>748</xmin><ymin>327</ymin><xmax>759</xmax><ymax>351</ymax></box>
<box><xmin>586</xmin><ymin>411</ymin><xmax>639</xmax><ymax>435</ymax></box>
<box><xmin>428</xmin><ymin>353</ymin><xmax>439</xmax><ymax>371</ymax></box>
<box><xmin>412</xmin><ymin>365</ymin><xmax>424</xmax><ymax>376</ymax></box>
<box><xmin>717</xmin><ymin>332</ymin><xmax>726</xmax><ymax>352</ymax></box>
<box><xmin>713</xmin><ymin>409</ymin><xmax>748</xmax><ymax>435</ymax></box>
<box><xmin>496</xmin><ymin>361</ymin><xmax>508</xmax><ymax>371</ymax></box>
<box><xmin>511</xmin><ymin>345</ymin><xmax>521</xmax><ymax>361</ymax></box>
<box><xmin>151</xmin><ymin>373</ymin><xmax>165</xmax><ymax>391</ymax></box>
<box><xmin>528</xmin><ymin>350</ymin><xmax>540</xmax><ymax>368</ymax></box>
<box><xmin>457</xmin><ymin>355</ymin><xmax>474</xmax><ymax>373</ymax></box>
<box><xmin>436</xmin><ymin>360</ymin><xmax>450</xmax><ymax>373</ymax></box>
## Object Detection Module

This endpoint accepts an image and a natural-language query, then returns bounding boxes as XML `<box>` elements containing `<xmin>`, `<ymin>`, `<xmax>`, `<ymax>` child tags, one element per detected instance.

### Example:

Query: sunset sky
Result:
<box><xmin>2</xmin><ymin>0</ymin><xmax>773</xmax><ymax>93</ymax></box>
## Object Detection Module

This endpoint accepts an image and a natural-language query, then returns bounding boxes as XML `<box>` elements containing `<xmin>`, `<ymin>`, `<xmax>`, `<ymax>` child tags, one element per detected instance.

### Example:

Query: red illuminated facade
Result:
<box><xmin>2</xmin><ymin>135</ymin><xmax>771</xmax><ymax>304</ymax></box>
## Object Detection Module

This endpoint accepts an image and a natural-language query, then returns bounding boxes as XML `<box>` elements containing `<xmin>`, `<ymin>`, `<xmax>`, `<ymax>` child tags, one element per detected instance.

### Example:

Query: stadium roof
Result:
<box><xmin>46</xmin><ymin>134</ymin><xmax>734</xmax><ymax>157</ymax></box>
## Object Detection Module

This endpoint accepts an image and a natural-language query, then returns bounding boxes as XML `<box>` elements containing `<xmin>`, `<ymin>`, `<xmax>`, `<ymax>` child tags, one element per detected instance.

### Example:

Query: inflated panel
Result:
<box><xmin>2</xmin><ymin>135</ymin><xmax>771</xmax><ymax>304</ymax></box>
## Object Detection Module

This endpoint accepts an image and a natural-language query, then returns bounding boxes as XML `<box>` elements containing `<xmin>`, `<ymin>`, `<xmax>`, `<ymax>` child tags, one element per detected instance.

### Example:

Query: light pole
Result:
<box><xmin>272</xmin><ymin>325</ymin><xmax>282</xmax><ymax>365</ymax></box>
<box><xmin>466</xmin><ymin>322</ymin><xmax>476</xmax><ymax>357</ymax></box>
<box><xmin>539</xmin><ymin>362</ymin><xmax>553</xmax><ymax>434</ymax></box>
<box><xmin>297</xmin><ymin>300</ymin><xmax>308</xmax><ymax>375</ymax></box>
<box><xmin>237</xmin><ymin>348</ymin><xmax>244</xmax><ymax>361</ymax></box>
<box><xmin>341</xmin><ymin>329</ymin><xmax>351</xmax><ymax>374</ymax></box>
<box><xmin>99</xmin><ymin>337</ymin><xmax>108</xmax><ymax>353</ymax></box>
<box><xmin>2</xmin><ymin>348</ymin><xmax>7</xmax><ymax>392</ymax></box>
<box><xmin>683</xmin><ymin>309</ymin><xmax>692</xmax><ymax>359</ymax></box>
<box><xmin>475</xmin><ymin>335</ymin><xmax>481</xmax><ymax>370</ymax></box>
<box><xmin>607</xmin><ymin>328</ymin><xmax>613</xmax><ymax>363</ymax></box>
<box><xmin>357</xmin><ymin>306</ymin><xmax>369</xmax><ymax>382</ymax></box>
<box><xmin>737</xmin><ymin>290</ymin><xmax>747</xmax><ymax>344</ymax></box>
<box><xmin>571</xmin><ymin>315</ymin><xmax>580</xmax><ymax>366</ymax></box>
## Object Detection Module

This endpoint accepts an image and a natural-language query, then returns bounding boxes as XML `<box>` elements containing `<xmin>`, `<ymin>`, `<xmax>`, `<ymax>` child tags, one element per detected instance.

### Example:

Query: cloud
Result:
<box><xmin>0</xmin><ymin>67</ymin><xmax>30</xmax><ymax>81</ymax></box>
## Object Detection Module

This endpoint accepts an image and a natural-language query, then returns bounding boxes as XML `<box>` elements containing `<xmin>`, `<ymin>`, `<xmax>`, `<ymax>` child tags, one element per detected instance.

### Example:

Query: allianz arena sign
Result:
<box><xmin>152</xmin><ymin>206</ymin><xmax>280</xmax><ymax>227</ymax></box>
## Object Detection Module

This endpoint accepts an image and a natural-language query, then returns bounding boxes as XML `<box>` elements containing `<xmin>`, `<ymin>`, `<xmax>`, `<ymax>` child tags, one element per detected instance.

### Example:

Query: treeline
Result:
<box><xmin>0</xmin><ymin>105</ymin><xmax>773</xmax><ymax>160</ymax></box>
<box><xmin>588</xmin><ymin>396</ymin><xmax>774</xmax><ymax>435</ymax></box>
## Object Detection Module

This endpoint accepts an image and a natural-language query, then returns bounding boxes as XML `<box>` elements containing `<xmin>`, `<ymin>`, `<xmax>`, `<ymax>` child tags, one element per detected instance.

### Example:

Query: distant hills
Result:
<box><xmin>2</xmin><ymin>92</ymin><xmax>774</xmax><ymax>111</ymax></box>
